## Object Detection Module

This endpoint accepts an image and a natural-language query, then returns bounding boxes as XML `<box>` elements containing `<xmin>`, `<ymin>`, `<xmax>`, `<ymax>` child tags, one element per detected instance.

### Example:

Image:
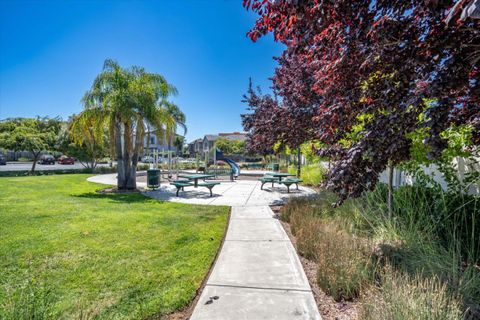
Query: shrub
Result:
<box><xmin>93</xmin><ymin>166</ymin><xmax>116</xmax><ymax>174</ymax></box>
<box><xmin>177</xmin><ymin>162</ymin><xmax>198</xmax><ymax>170</ymax></box>
<box><xmin>281</xmin><ymin>181</ymin><xmax>480</xmax><ymax>314</ymax></box>
<box><xmin>136</xmin><ymin>163</ymin><xmax>150</xmax><ymax>171</ymax></box>
<box><xmin>360</xmin><ymin>268</ymin><xmax>463</xmax><ymax>320</ymax></box>
<box><xmin>281</xmin><ymin>196</ymin><xmax>374</xmax><ymax>301</ymax></box>
<box><xmin>288</xmin><ymin>164</ymin><xmax>326</xmax><ymax>185</ymax></box>
<box><xmin>314</xmin><ymin>221</ymin><xmax>374</xmax><ymax>301</ymax></box>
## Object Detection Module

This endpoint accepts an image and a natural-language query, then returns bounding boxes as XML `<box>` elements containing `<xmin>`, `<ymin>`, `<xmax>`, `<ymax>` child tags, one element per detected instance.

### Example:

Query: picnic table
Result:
<box><xmin>178</xmin><ymin>173</ymin><xmax>215</xmax><ymax>187</ymax></box>
<box><xmin>267</xmin><ymin>172</ymin><xmax>295</xmax><ymax>182</ymax></box>
<box><xmin>259</xmin><ymin>172</ymin><xmax>301</xmax><ymax>192</ymax></box>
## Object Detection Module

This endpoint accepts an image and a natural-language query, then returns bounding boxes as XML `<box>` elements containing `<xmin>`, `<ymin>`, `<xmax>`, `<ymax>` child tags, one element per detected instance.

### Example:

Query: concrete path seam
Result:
<box><xmin>243</xmin><ymin>180</ymin><xmax>259</xmax><ymax>205</ymax></box>
<box><xmin>204</xmin><ymin>283</ymin><xmax>314</xmax><ymax>293</ymax></box>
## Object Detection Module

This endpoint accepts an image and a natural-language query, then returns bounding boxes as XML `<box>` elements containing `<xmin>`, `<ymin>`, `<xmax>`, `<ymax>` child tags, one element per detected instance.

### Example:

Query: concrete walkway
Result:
<box><xmin>190</xmin><ymin>206</ymin><xmax>321</xmax><ymax>320</ymax></box>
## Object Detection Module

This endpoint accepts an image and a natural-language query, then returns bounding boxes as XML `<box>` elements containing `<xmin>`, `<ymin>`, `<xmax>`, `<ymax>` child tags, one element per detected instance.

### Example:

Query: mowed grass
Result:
<box><xmin>0</xmin><ymin>174</ymin><xmax>229</xmax><ymax>319</ymax></box>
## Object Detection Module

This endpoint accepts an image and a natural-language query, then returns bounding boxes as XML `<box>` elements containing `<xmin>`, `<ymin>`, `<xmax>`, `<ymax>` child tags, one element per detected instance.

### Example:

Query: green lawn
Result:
<box><xmin>0</xmin><ymin>174</ymin><xmax>229</xmax><ymax>319</ymax></box>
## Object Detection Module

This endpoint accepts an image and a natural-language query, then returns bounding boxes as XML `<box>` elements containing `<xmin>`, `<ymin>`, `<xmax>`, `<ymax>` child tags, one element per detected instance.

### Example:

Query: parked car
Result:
<box><xmin>38</xmin><ymin>154</ymin><xmax>55</xmax><ymax>165</ymax></box>
<box><xmin>0</xmin><ymin>154</ymin><xmax>6</xmax><ymax>165</ymax></box>
<box><xmin>58</xmin><ymin>155</ymin><xmax>75</xmax><ymax>165</ymax></box>
<box><xmin>141</xmin><ymin>155</ymin><xmax>154</xmax><ymax>163</ymax></box>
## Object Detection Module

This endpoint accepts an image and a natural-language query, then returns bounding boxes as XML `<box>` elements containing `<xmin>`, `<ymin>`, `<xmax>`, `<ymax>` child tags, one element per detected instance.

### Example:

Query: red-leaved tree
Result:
<box><xmin>242</xmin><ymin>0</ymin><xmax>479</xmax><ymax>203</ymax></box>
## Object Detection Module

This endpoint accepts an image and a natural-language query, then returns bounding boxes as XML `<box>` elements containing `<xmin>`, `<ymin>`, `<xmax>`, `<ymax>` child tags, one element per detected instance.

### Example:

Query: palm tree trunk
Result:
<box><xmin>116</xmin><ymin>121</ymin><xmax>127</xmax><ymax>189</ymax></box>
<box><xmin>127</xmin><ymin>121</ymin><xmax>143</xmax><ymax>190</ymax></box>
<box><xmin>124</xmin><ymin>122</ymin><xmax>136</xmax><ymax>190</ymax></box>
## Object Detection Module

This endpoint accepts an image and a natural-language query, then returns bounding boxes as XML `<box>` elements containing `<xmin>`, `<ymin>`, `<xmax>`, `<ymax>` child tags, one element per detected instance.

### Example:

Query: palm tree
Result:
<box><xmin>74</xmin><ymin>59</ymin><xmax>177</xmax><ymax>190</ymax></box>
<box><xmin>164</xmin><ymin>103</ymin><xmax>187</xmax><ymax>155</ymax></box>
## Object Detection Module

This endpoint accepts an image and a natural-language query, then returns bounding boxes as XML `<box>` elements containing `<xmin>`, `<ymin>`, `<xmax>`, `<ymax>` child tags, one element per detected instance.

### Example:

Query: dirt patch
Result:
<box><xmin>270</xmin><ymin>205</ymin><xmax>359</xmax><ymax>320</ymax></box>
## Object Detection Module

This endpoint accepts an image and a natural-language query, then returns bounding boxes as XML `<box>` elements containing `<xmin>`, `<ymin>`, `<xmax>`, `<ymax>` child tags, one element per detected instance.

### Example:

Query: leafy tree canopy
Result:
<box><xmin>58</xmin><ymin>115</ymin><xmax>108</xmax><ymax>169</ymax></box>
<box><xmin>243</xmin><ymin>0</ymin><xmax>479</xmax><ymax>203</ymax></box>
<box><xmin>0</xmin><ymin>117</ymin><xmax>62</xmax><ymax>172</ymax></box>
<box><xmin>216</xmin><ymin>138</ymin><xmax>246</xmax><ymax>155</ymax></box>
<box><xmin>77</xmin><ymin>59</ymin><xmax>179</xmax><ymax>189</ymax></box>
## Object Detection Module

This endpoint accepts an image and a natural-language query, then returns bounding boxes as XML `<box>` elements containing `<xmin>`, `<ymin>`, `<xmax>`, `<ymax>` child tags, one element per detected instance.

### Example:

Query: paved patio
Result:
<box><xmin>87</xmin><ymin>173</ymin><xmax>316</xmax><ymax>206</ymax></box>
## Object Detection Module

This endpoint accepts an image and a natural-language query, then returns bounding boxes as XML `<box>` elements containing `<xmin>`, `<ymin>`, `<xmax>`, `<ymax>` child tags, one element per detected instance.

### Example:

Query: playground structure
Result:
<box><xmin>214</xmin><ymin>148</ymin><xmax>240</xmax><ymax>179</ymax></box>
<box><xmin>146</xmin><ymin>149</ymin><xmax>180</xmax><ymax>181</ymax></box>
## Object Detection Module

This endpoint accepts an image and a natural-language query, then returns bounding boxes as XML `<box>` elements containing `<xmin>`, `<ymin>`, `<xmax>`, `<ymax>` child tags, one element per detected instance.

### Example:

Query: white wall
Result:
<box><xmin>378</xmin><ymin>156</ymin><xmax>480</xmax><ymax>195</ymax></box>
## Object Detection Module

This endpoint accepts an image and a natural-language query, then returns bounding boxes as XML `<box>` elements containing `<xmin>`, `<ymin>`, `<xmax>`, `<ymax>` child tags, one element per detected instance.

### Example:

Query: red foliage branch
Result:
<box><xmin>242</xmin><ymin>0</ymin><xmax>479</xmax><ymax>203</ymax></box>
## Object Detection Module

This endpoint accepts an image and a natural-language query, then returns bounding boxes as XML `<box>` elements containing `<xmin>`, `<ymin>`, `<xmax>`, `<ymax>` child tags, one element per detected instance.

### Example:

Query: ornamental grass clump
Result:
<box><xmin>313</xmin><ymin>221</ymin><xmax>374</xmax><ymax>301</ymax></box>
<box><xmin>360</xmin><ymin>267</ymin><xmax>463</xmax><ymax>320</ymax></box>
<box><xmin>281</xmin><ymin>196</ymin><xmax>374</xmax><ymax>301</ymax></box>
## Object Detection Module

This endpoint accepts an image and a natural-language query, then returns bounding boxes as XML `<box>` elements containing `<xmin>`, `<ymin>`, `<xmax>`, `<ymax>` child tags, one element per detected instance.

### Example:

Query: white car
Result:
<box><xmin>141</xmin><ymin>156</ymin><xmax>154</xmax><ymax>163</ymax></box>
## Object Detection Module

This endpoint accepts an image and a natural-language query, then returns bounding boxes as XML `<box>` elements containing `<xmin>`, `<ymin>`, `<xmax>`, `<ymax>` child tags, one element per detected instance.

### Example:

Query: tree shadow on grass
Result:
<box><xmin>73</xmin><ymin>191</ymin><xmax>157</xmax><ymax>203</ymax></box>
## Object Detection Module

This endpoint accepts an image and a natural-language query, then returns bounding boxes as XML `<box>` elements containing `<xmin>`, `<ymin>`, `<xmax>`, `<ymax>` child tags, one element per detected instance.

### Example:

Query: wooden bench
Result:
<box><xmin>259</xmin><ymin>175</ymin><xmax>279</xmax><ymax>190</ymax></box>
<box><xmin>280</xmin><ymin>178</ymin><xmax>303</xmax><ymax>193</ymax></box>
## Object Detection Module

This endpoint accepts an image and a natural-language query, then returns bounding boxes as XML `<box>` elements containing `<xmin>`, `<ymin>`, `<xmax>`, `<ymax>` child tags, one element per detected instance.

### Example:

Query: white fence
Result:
<box><xmin>379</xmin><ymin>156</ymin><xmax>480</xmax><ymax>195</ymax></box>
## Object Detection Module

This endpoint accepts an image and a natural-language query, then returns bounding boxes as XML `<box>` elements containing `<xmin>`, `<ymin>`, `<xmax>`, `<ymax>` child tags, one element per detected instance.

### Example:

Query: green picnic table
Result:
<box><xmin>267</xmin><ymin>172</ymin><xmax>295</xmax><ymax>182</ymax></box>
<box><xmin>259</xmin><ymin>172</ymin><xmax>297</xmax><ymax>191</ymax></box>
<box><xmin>178</xmin><ymin>174</ymin><xmax>215</xmax><ymax>187</ymax></box>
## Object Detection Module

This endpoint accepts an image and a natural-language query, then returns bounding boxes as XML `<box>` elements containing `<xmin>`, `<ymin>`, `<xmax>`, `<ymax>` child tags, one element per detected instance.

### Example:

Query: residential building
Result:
<box><xmin>187</xmin><ymin>132</ymin><xmax>248</xmax><ymax>158</ymax></box>
<box><xmin>188</xmin><ymin>139</ymin><xmax>203</xmax><ymax>157</ymax></box>
<box><xmin>203</xmin><ymin>135</ymin><xmax>220</xmax><ymax>155</ymax></box>
<box><xmin>143</xmin><ymin>131</ymin><xmax>178</xmax><ymax>155</ymax></box>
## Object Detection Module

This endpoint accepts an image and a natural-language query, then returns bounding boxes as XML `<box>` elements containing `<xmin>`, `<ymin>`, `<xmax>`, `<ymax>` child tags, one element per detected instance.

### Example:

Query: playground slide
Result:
<box><xmin>215</xmin><ymin>149</ymin><xmax>241</xmax><ymax>177</ymax></box>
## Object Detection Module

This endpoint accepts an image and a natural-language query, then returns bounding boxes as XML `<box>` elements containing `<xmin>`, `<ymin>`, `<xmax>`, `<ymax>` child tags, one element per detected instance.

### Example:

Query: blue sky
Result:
<box><xmin>0</xmin><ymin>0</ymin><xmax>283</xmax><ymax>142</ymax></box>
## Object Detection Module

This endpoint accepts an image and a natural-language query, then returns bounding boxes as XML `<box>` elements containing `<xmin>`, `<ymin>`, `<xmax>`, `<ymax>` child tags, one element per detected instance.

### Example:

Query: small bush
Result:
<box><xmin>136</xmin><ymin>163</ymin><xmax>150</xmax><ymax>171</ymax></box>
<box><xmin>92</xmin><ymin>166</ymin><xmax>116</xmax><ymax>174</ymax></box>
<box><xmin>281</xmin><ymin>197</ymin><xmax>374</xmax><ymax>301</ymax></box>
<box><xmin>288</xmin><ymin>164</ymin><xmax>326</xmax><ymax>185</ymax></box>
<box><xmin>360</xmin><ymin>268</ymin><xmax>463</xmax><ymax>320</ymax></box>
<box><xmin>281</xmin><ymin>184</ymin><xmax>480</xmax><ymax>314</ymax></box>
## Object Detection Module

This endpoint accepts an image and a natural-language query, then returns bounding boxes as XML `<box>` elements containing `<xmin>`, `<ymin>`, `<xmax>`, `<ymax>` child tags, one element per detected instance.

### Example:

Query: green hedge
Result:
<box><xmin>288</xmin><ymin>164</ymin><xmax>325</xmax><ymax>185</ymax></box>
<box><xmin>0</xmin><ymin>166</ymin><xmax>119</xmax><ymax>177</ymax></box>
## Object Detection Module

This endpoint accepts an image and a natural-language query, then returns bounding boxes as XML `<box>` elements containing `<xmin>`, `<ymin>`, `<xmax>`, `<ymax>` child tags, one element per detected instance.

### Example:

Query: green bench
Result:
<box><xmin>246</xmin><ymin>163</ymin><xmax>263</xmax><ymax>170</ymax></box>
<box><xmin>170</xmin><ymin>181</ymin><xmax>220</xmax><ymax>197</ymax></box>
<box><xmin>197</xmin><ymin>182</ymin><xmax>221</xmax><ymax>197</ymax></box>
<box><xmin>259</xmin><ymin>174</ymin><xmax>279</xmax><ymax>190</ymax></box>
<box><xmin>205</xmin><ymin>168</ymin><xmax>234</xmax><ymax>181</ymax></box>
<box><xmin>280</xmin><ymin>178</ymin><xmax>303</xmax><ymax>193</ymax></box>
<box><xmin>170</xmin><ymin>181</ymin><xmax>194</xmax><ymax>196</ymax></box>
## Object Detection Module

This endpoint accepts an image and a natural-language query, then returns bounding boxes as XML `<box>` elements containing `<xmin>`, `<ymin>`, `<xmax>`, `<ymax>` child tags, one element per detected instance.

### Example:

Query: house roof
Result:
<box><xmin>189</xmin><ymin>132</ymin><xmax>248</xmax><ymax>145</ymax></box>
<box><xmin>218</xmin><ymin>132</ymin><xmax>247</xmax><ymax>142</ymax></box>
<box><xmin>204</xmin><ymin>134</ymin><xmax>220</xmax><ymax>141</ymax></box>
<box><xmin>188</xmin><ymin>138</ymin><xmax>203</xmax><ymax>145</ymax></box>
